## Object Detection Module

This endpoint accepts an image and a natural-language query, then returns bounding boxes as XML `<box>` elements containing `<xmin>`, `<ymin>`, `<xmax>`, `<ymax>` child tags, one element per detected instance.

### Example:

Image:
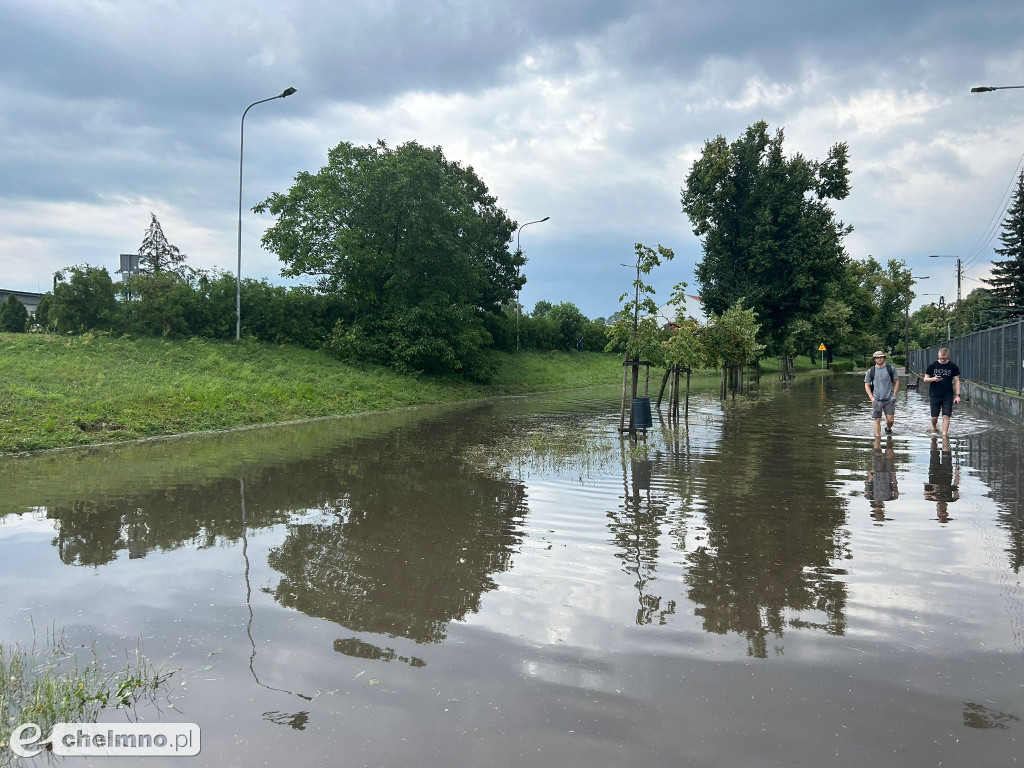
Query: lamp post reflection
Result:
<box><xmin>240</xmin><ymin>477</ymin><xmax>314</xmax><ymax>710</ymax></box>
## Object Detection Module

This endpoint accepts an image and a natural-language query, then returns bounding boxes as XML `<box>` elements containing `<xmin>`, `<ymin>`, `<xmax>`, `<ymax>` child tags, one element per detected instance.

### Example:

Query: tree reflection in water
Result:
<box><xmin>265</xmin><ymin>410</ymin><xmax>528</xmax><ymax>645</ymax></box>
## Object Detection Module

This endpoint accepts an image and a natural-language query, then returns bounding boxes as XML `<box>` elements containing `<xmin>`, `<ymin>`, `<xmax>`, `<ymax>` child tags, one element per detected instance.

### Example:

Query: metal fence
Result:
<box><xmin>909</xmin><ymin>317</ymin><xmax>1024</xmax><ymax>394</ymax></box>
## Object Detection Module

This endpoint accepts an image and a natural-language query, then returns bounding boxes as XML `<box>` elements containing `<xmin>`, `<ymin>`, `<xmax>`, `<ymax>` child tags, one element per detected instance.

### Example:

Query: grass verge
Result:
<box><xmin>0</xmin><ymin>333</ymin><xmax>624</xmax><ymax>454</ymax></box>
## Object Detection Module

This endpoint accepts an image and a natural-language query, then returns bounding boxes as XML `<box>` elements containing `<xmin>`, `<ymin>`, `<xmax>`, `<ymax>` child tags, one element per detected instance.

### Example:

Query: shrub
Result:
<box><xmin>50</xmin><ymin>266</ymin><xmax>121</xmax><ymax>334</ymax></box>
<box><xmin>0</xmin><ymin>294</ymin><xmax>29</xmax><ymax>332</ymax></box>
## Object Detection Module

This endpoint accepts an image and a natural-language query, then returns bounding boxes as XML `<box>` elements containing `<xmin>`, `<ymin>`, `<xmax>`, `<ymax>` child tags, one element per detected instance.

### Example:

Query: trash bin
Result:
<box><xmin>631</xmin><ymin>397</ymin><xmax>652</xmax><ymax>429</ymax></box>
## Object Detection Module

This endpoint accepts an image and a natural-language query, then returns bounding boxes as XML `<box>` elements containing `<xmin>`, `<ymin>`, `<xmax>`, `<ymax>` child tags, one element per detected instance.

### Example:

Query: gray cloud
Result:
<box><xmin>3</xmin><ymin>0</ymin><xmax>1024</xmax><ymax>315</ymax></box>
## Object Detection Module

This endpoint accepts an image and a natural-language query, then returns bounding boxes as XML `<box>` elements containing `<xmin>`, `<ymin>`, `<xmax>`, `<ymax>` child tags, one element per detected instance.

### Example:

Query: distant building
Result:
<box><xmin>647</xmin><ymin>295</ymin><xmax>706</xmax><ymax>329</ymax></box>
<box><xmin>0</xmin><ymin>289</ymin><xmax>44</xmax><ymax>317</ymax></box>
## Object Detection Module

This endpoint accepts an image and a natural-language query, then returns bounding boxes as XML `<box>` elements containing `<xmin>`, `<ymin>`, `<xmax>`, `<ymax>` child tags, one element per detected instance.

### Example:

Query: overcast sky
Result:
<box><xmin>2</xmin><ymin>0</ymin><xmax>1024</xmax><ymax>318</ymax></box>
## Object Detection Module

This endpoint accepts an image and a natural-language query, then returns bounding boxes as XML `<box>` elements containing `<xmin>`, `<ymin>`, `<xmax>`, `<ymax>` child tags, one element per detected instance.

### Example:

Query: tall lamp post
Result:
<box><xmin>515</xmin><ymin>216</ymin><xmax>549</xmax><ymax>351</ymax></box>
<box><xmin>928</xmin><ymin>254</ymin><xmax>962</xmax><ymax>337</ymax></box>
<box><xmin>236</xmin><ymin>87</ymin><xmax>297</xmax><ymax>341</ymax></box>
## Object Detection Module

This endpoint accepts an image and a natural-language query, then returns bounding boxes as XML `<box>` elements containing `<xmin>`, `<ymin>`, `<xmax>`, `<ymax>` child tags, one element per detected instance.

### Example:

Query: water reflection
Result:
<box><xmin>865</xmin><ymin>435</ymin><xmax>899</xmax><ymax>522</ymax></box>
<box><xmin>264</xmin><ymin>412</ymin><xmax>527</xmax><ymax>644</ymax></box>
<box><xmin>607</xmin><ymin>448</ymin><xmax>677</xmax><ymax>626</ymax></box>
<box><xmin>960</xmin><ymin>430</ymin><xmax>1024</xmax><ymax>572</ymax></box>
<box><xmin>1</xmin><ymin>380</ymin><xmax>1023</xmax><ymax>766</ymax></box>
<box><xmin>924</xmin><ymin>436</ymin><xmax>959</xmax><ymax>523</ymax></box>
<box><xmin>680</xmin><ymin>397</ymin><xmax>850</xmax><ymax>657</ymax></box>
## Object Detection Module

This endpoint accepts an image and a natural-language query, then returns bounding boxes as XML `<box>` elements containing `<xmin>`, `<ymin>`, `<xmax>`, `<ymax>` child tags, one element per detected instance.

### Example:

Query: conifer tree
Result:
<box><xmin>137</xmin><ymin>214</ymin><xmax>188</xmax><ymax>276</ymax></box>
<box><xmin>987</xmin><ymin>170</ymin><xmax>1024</xmax><ymax>320</ymax></box>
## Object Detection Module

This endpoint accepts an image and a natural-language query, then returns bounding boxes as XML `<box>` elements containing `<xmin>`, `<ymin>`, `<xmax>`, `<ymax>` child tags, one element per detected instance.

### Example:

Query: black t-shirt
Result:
<box><xmin>926</xmin><ymin>360</ymin><xmax>961</xmax><ymax>398</ymax></box>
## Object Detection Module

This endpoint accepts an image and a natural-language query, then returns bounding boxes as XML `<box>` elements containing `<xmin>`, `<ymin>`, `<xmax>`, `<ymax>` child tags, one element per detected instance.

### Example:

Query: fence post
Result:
<box><xmin>1018</xmin><ymin>318</ymin><xmax>1022</xmax><ymax>395</ymax></box>
<box><xmin>1002</xmin><ymin>324</ymin><xmax>1007</xmax><ymax>391</ymax></box>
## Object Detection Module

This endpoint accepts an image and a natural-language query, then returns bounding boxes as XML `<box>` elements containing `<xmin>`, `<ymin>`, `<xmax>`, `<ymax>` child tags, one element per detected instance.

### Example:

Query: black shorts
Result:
<box><xmin>930</xmin><ymin>393</ymin><xmax>954</xmax><ymax>417</ymax></box>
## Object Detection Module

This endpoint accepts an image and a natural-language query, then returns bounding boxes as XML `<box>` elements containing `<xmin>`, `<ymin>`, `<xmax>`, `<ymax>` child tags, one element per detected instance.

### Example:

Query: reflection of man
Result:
<box><xmin>865</xmin><ymin>435</ymin><xmax>898</xmax><ymax>520</ymax></box>
<box><xmin>924</xmin><ymin>435</ymin><xmax>959</xmax><ymax>523</ymax></box>
<box><xmin>923</xmin><ymin>347</ymin><xmax>961</xmax><ymax>436</ymax></box>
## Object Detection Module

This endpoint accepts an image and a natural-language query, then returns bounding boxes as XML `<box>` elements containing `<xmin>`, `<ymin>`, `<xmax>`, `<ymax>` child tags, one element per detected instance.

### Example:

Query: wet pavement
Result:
<box><xmin>0</xmin><ymin>374</ymin><xmax>1021</xmax><ymax>767</ymax></box>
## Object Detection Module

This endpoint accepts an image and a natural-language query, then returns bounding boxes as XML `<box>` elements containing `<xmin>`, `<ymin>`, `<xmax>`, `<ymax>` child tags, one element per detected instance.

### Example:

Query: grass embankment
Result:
<box><xmin>0</xmin><ymin>333</ymin><xmax>624</xmax><ymax>454</ymax></box>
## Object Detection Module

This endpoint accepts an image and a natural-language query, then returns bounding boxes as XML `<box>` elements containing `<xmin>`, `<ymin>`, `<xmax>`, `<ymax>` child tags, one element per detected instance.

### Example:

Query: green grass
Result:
<box><xmin>770</xmin><ymin>353</ymin><xmax>864</xmax><ymax>376</ymax></box>
<box><xmin>0</xmin><ymin>333</ymin><xmax>858</xmax><ymax>455</ymax></box>
<box><xmin>0</xmin><ymin>630</ymin><xmax>173</xmax><ymax>763</ymax></box>
<box><xmin>0</xmin><ymin>333</ymin><xmax>624</xmax><ymax>454</ymax></box>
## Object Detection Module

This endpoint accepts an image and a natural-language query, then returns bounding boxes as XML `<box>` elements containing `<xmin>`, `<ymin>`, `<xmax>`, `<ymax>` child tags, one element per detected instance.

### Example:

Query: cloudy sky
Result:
<box><xmin>2</xmin><ymin>0</ymin><xmax>1024</xmax><ymax>318</ymax></box>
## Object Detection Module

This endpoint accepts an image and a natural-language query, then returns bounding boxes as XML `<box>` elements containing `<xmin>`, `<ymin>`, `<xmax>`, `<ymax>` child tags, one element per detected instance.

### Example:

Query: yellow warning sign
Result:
<box><xmin>817</xmin><ymin>343</ymin><xmax>827</xmax><ymax>351</ymax></box>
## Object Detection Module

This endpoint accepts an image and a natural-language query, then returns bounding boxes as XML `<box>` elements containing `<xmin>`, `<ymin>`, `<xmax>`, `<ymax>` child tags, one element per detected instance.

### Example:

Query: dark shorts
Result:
<box><xmin>930</xmin><ymin>393</ymin><xmax>954</xmax><ymax>418</ymax></box>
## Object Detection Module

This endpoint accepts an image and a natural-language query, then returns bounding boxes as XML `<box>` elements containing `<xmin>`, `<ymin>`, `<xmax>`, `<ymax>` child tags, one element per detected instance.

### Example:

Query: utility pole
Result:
<box><xmin>955</xmin><ymin>257</ymin><xmax>962</xmax><ymax>335</ymax></box>
<box><xmin>929</xmin><ymin>255</ymin><xmax>962</xmax><ymax>336</ymax></box>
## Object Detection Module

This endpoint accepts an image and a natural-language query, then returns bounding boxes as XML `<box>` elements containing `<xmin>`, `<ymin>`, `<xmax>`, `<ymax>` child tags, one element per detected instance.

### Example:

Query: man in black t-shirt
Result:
<box><xmin>923</xmin><ymin>347</ymin><xmax>961</xmax><ymax>435</ymax></box>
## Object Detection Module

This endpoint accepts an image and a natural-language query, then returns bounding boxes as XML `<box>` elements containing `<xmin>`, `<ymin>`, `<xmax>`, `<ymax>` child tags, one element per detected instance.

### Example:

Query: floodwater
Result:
<box><xmin>1</xmin><ymin>374</ymin><xmax>1022</xmax><ymax>767</ymax></box>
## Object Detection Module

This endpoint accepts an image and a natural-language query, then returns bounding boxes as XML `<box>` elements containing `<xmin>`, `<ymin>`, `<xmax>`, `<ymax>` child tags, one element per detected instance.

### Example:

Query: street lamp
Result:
<box><xmin>928</xmin><ymin>254</ymin><xmax>962</xmax><ymax>335</ymax></box>
<box><xmin>236</xmin><ymin>87</ymin><xmax>298</xmax><ymax>341</ymax></box>
<box><xmin>515</xmin><ymin>216</ymin><xmax>550</xmax><ymax>351</ymax></box>
<box><xmin>971</xmin><ymin>85</ymin><xmax>1024</xmax><ymax>93</ymax></box>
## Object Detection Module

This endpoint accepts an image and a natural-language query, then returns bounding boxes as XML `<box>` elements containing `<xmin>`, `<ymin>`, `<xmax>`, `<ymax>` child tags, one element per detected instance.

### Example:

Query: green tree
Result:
<box><xmin>986</xmin><ymin>170</ymin><xmax>1024</xmax><ymax>320</ymax></box>
<box><xmin>50</xmin><ymin>266</ymin><xmax>120</xmax><ymax>333</ymax></box>
<box><xmin>256</xmin><ymin>140</ymin><xmax>519</xmax><ymax>380</ymax></box>
<box><xmin>33</xmin><ymin>293</ymin><xmax>54</xmax><ymax>330</ymax></box>
<box><xmin>835</xmin><ymin>256</ymin><xmax>886</xmax><ymax>357</ymax></box>
<box><xmin>547</xmin><ymin>301</ymin><xmax>587</xmax><ymax>349</ymax></box>
<box><xmin>876</xmin><ymin>260</ymin><xmax>914</xmax><ymax>354</ymax></box>
<box><xmin>700</xmin><ymin>300</ymin><xmax>765</xmax><ymax>368</ymax></box>
<box><xmin>137</xmin><ymin>214</ymin><xmax>188</xmax><ymax>276</ymax></box>
<box><xmin>531</xmin><ymin>300</ymin><xmax>553</xmax><ymax>318</ymax></box>
<box><xmin>958</xmin><ymin>287</ymin><xmax>1001</xmax><ymax>332</ymax></box>
<box><xmin>681</xmin><ymin>121</ymin><xmax>852</xmax><ymax>351</ymax></box>
<box><xmin>909</xmin><ymin>302</ymin><xmax>948</xmax><ymax>348</ymax></box>
<box><xmin>809</xmin><ymin>297</ymin><xmax>853</xmax><ymax>363</ymax></box>
<box><xmin>0</xmin><ymin>294</ymin><xmax>29</xmax><ymax>332</ymax></box>
<box><xmin>605</xmin><ymin>242</ymin><xmax>675</xmax><ymax>364</ymax></box>
<box><xmin>126</xmin><ymin>272</ymin><xmax>194</xmax><ymax>337</ymax></box>
<box><xmin>581</xmin><ymin>318</ymin><xmax>610</xmax><ymax>352</ymax></box>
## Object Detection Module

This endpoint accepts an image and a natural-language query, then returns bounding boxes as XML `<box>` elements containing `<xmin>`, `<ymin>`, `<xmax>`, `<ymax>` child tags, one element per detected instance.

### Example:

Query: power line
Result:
<box><xmin>962</xmin><ymin>149</ymin><xmax>1024</xmax><ymax>274</ymax></box>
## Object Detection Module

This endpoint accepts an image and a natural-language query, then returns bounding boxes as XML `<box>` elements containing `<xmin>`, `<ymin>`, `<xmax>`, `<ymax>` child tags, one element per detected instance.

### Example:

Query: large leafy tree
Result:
<box><xmin>546</xmin><ymin>301</ymin><xmax>587</xmax><ymax>349</ymax></box>
<box><xmin>50</xmin><ymin>266</ymin><xmax>120</xmax><ymax>333</ymax></box>
<box><xmin>986</xmin><ymin>170</ymin><xmax>1024</xmax><ymax>320</ymax></box>
<box><xmin>137</xmin><ymin>214</ymin><xmax>188</xmax><ymax>276</ymax></box>
<box><xmin>875</xmin><ymin>259</ymin><xmax>914</xmax><ymax>354</ymax></box>
<box><xmin>256</xmin><ymin>140</ymin><xmax>519</xmax><ymax>380</ymax></box>
<box><xmin>682</xmin><ymin>121</ymin><xmax>852</xmax><ymax>351</ymax></box>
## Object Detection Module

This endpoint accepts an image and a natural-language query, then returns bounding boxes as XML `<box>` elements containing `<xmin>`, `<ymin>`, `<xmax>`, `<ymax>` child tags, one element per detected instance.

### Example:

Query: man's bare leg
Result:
<box><xmin>886</xmin><ymin>413</ymin><xmax>895</xmax><ymax>433</ymax></box>
<box><xmin>874</xmin><ymin>417</ymin><xmax>882</xmax><ymax>438</ymax></box>
<box><xmin>930</xmin><ymin>416</ymin><xmax>939</xmax><ymax>432</ymax></box>
<box><xmin>941</xmin><ymin>414</ymin><xmax>951</xmax><ymax>436</ymax></box>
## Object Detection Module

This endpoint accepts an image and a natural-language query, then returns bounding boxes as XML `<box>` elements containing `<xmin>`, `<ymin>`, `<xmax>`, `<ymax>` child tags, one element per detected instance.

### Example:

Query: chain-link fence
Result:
<box><xmin>909</xmin><ymin>317</ymin><xmax>1024</xmax><ymax>394</ymax></box>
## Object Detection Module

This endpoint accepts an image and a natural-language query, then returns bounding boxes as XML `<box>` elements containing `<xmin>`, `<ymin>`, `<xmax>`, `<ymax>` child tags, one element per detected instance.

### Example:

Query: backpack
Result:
<box><xmin>867</xmin><ymin>363</ymin><xmax>895</xmax><ymax>393</ymax></box>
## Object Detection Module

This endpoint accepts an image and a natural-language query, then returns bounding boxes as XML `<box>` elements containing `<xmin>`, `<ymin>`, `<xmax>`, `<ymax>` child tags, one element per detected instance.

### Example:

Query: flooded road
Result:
<box><xmin>1</xmin><ymin>374</ymin><xmax>1022</xmax><ymax>767</ymax></box>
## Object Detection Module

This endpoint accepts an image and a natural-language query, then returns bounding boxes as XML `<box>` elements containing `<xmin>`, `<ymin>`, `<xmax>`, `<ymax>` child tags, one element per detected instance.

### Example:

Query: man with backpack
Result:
<box><xmin>865</xmin><ymin>351</ymin><xmax>899</xmax><ymax>436</ymax></box>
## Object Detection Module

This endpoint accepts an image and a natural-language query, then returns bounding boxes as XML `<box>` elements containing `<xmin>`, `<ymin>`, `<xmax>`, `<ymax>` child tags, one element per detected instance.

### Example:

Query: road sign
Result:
<box><xmin>817</xmin><ymin>343</ymin><xmax>826</xmax><ymax>351</ymax></box>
